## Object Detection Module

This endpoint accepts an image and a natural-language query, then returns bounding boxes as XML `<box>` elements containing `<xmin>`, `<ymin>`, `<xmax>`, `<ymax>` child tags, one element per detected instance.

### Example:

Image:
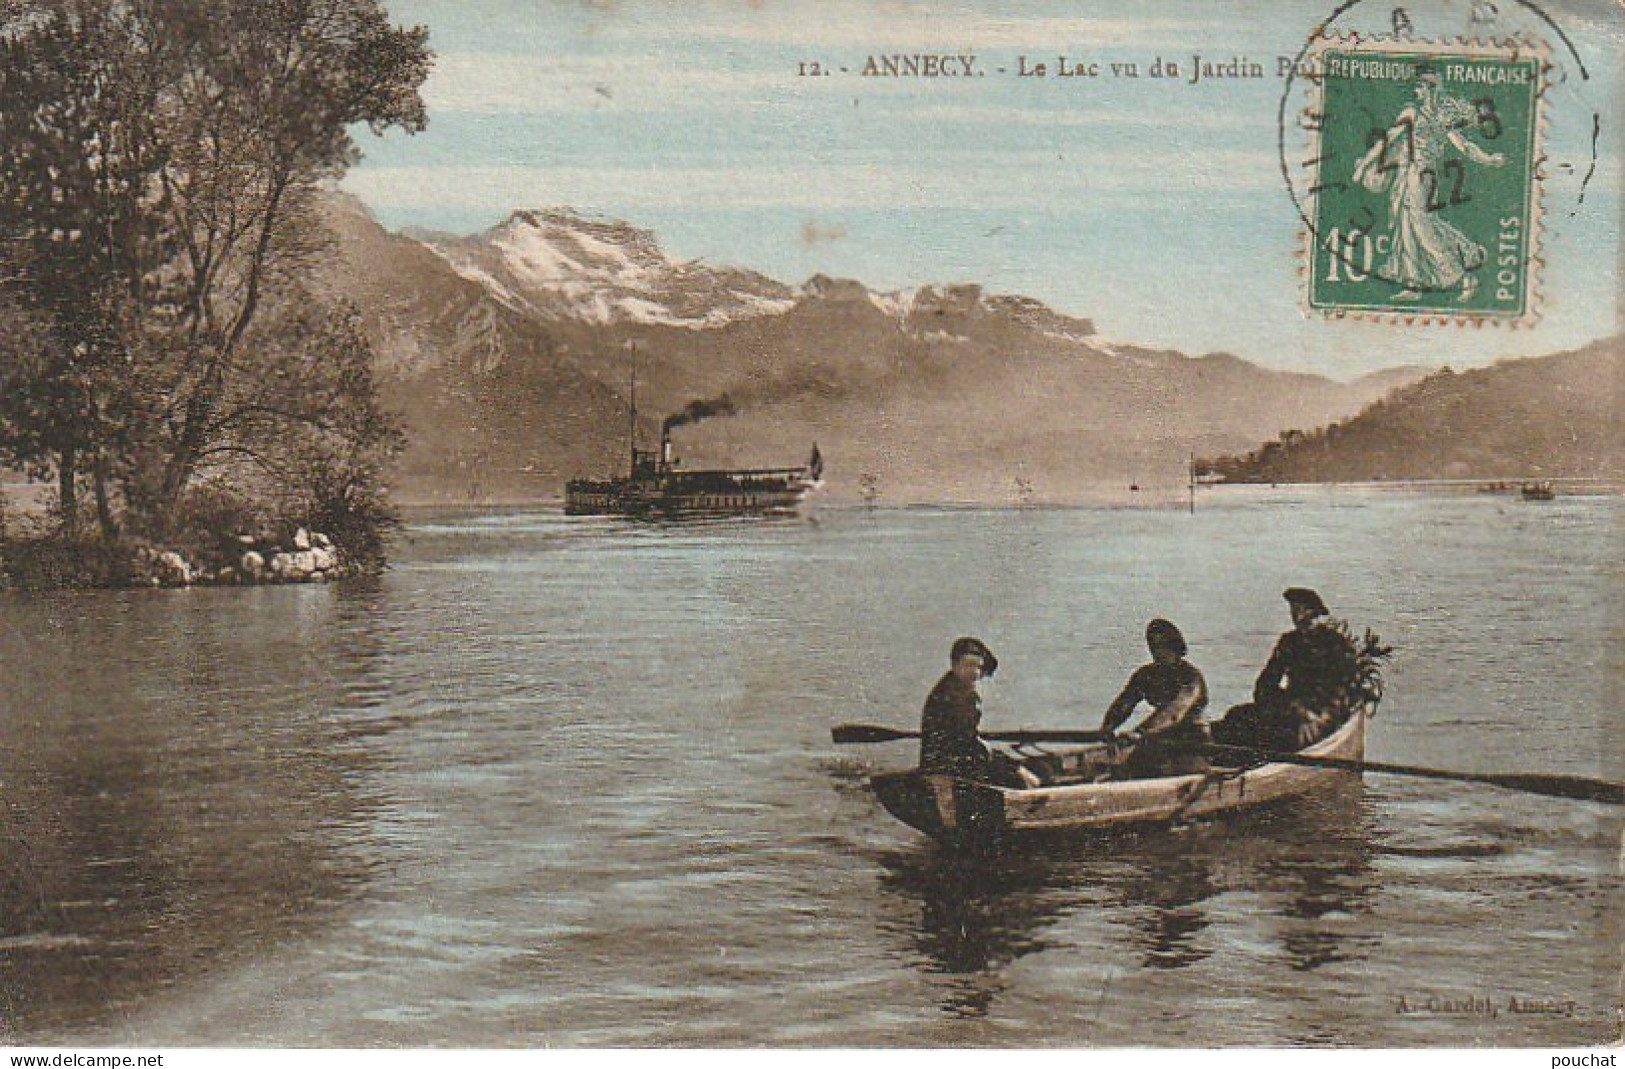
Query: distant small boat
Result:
<box><xmin>1520</xmin><ymin>481</ymin><xmax>1555</xmax><ymax>501</ymax></box>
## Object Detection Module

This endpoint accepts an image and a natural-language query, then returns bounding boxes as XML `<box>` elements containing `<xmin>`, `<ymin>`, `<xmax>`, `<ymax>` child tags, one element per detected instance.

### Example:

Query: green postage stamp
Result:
<box><xmin>1303</xmin><ymin>37</ymin><xmax>1544</xmax><ymax>322</ymax></box>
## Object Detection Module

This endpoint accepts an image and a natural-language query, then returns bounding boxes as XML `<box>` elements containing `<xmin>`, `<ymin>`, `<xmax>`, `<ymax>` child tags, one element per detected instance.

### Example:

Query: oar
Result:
<box><xmin>1186</xmin><ymin>742</ymin><xmax>1625</xmax><ymax>805</ymax></box>
<box><xmin>832</xmin><ymin>723</ymin><xmax>1114</xmax><ymax>746</ymax></box>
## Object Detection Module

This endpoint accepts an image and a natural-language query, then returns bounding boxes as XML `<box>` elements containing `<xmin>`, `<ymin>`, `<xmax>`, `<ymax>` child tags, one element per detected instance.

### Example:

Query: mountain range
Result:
<box><xmin>320</xmin><ymin>195</ymin><xmax>1438</xmax><ymax>504</ymax></box>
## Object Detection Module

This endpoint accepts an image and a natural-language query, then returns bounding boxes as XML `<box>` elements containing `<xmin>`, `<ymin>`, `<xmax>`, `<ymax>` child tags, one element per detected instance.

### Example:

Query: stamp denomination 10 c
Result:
<box><xmin>1304</xmin><ymin>37</ymin><xmax>1544</xmax><ymax>323</ymax></box>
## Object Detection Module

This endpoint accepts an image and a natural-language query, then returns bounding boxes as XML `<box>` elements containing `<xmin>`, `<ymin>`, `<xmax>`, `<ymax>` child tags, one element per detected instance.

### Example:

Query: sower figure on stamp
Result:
<box><xmin>1352</xmin><ymin>66</ymin><xmax>1506</xmax><ymax>301</ymax></box>
<box><xmin>1100</xmin><ymin>619</ymin><xmax>1211</xmax><ymax>780</ymax></box>
<box><xmin>1214</xmin><ymin>588</ymin><xmax>1360</xmax><ymax>751</ymax></box>
<box><xmin>919</xmin><ymin>637</ymin><xmax>1034</xmax><ymax>787</ymax></box>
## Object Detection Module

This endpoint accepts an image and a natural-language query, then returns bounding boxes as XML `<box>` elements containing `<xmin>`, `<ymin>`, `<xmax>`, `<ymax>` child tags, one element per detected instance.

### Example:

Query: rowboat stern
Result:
<box><xmin>870</xmin><ymin>770</ymin><xmax>1008</xmax><ymax>843</ymax></box>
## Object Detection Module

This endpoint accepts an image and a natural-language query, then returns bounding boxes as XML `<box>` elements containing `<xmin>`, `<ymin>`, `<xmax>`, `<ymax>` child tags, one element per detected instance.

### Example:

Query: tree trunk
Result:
<box><xmin>93</xmin><ymin>454</ymin><xmax>117</xmax><ymax>539</ymax></box>
<box><xmin>156</xmin><ymin>358</ymin><xmax>221</xmax><ymax>527</ymax></box>
<box><xmin>156</xmin><ymin>447</ymin><xmax>195</xmax><ymax>531</ymax></box>
<box><xmin>57</xmin><ymin>447</ymin><xmax>78</xmax><ymax>533</ymax></box>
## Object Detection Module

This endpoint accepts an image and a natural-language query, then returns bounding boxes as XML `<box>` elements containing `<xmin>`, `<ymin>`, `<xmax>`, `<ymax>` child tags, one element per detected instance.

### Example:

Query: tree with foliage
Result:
<box><xmin>0</xmin><ymin>0</ymin><xmax>429</xmax><ymax>561</ymax></box>
<box><xmin>196</xmin><ymin>293</ymin><xmax>407</xmax><ymax>566</ymax></box>
<box><xmin>0</xmin><ymin>2</ymin><xmax>170</xmax><ymax>532</ymax></box>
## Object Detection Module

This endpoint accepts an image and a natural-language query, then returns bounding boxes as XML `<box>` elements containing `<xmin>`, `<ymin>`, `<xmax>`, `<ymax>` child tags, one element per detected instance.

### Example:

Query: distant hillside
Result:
<box><xmin>1202</xmin><ymin>338</ymin><xmax>1624</xmax><ymax>483</ymax></box>
<box><xmin>320</xmin><ymin>195</ymin><xmax>1432</xmax><ymax>503</ymax></box>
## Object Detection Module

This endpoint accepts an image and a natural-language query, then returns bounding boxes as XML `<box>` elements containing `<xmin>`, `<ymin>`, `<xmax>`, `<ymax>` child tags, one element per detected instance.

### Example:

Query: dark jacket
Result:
<box><xmin>1254</xmin><ymin>623</ymin><xmax>1357</xmax><ymax>712</ymax></box>
<box><xmin>1102</xmin><ymin>659</ymin><xmax>1209</xmax><ymax>739</ymax></box>
<box><xmin>919</xmin><ymin>670</ymin><xmax>991</xmax><ymax>777</ymax></box>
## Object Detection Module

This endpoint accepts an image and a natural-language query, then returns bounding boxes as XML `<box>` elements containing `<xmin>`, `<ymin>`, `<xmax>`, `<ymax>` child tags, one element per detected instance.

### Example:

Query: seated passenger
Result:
<box><xmin>919</xmin><ymin>637</ymin><xmax>1033</xmax><ymax>787</ymax></box>
<box><xmin>1212</xmin><ymin>587</ymin><xmax>1359</xmax><ymax>751</ymax></box>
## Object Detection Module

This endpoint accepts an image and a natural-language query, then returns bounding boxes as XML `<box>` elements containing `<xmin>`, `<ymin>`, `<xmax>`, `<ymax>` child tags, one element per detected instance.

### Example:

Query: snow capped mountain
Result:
<box><xmin>418</xmin><ymin>209</ymin><xmax>798</xmax><ymax>328</ymax></box>
<box><xmin>412</xmin><ymin>210</ymin><xmax>1105</xmax><ymax>342</ymax></box>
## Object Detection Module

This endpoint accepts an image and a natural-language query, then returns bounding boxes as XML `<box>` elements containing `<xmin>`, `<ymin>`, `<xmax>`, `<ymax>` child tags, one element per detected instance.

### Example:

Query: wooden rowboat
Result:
<box><xmin>870</xmin><ymin>710</ymin><xmax>1367</xmax><ymax>845</ymax></box>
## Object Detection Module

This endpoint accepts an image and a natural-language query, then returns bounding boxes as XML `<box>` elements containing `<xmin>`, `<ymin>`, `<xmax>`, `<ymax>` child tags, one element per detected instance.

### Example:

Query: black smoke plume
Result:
<box><xmin>663</xmin><ymin>394</ymin><xmax>737</xmax><ymax>433</ymax></box>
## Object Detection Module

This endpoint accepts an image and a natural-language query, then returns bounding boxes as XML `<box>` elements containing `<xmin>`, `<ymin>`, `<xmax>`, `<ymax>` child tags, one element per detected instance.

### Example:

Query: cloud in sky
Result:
<box><xmin>423</xmin><ymin>53</ymin><xmax>792</xmax><ymax>114</ymax></box>
<box><xmin>424</xmin><ymin>49</ymin><xmax>1263</xmax><ymax>135</ymax></box>
<box><xmin>347</xmin><ymin>146</ymin><xmax>1279</xmax><ymax>213</ymax></box>
<box><xmin>400</xmin><ymin>1</ymin><xmax>1206</xmax><ymax>52</ymax></box>
<box><xmin>900</xmin><ymin>101</ymin><xmax>1257</xmax><ymax>131</ymax></box>
<box><xmin>799</xmin><ymin>219</ymin><xmax>849</xmax><ymax>246</ymax></box>
<box><xmin>586</xmin><ymin>8</ymin><xmax>1206</xmax><ymax>50</ymax></box>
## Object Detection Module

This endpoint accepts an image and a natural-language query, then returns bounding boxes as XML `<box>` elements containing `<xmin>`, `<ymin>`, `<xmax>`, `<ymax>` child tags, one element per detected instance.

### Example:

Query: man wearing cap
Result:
<box><xmin>1223</xmin><ymin>587</ymin><xmax>1358</xmax><ymax>750</ymax></box>
<box><xmin>919</xmin><ymin>637</ymin><xmax>1028</xmax><ymax>785</ymax></box>
<box><xmin>1100</xmin><ymin>619</ymin><xmax>1210</xmax><ymax>778</ymax></box>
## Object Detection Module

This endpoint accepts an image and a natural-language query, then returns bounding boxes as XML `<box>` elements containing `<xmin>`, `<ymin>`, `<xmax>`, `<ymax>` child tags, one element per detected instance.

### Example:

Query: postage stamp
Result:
<box><xmin>1302</xmin><ymin>36</ymin><xmax>1545</xmax><ymax>323</ymax></box>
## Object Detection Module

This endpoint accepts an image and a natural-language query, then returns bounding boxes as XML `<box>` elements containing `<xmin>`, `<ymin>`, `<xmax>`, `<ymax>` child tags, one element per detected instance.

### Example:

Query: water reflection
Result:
<box><xmin>1252</xmin><ymin>785</ymin><xmax>1381</xmax><ymax>972</ymax></box>
<box><xmin>5</xmin><ymin>498</ymin><xmax>1613</xmax><ymax>1046</ymax></box>
<box><xmin>876</xmin><ymin>848</ymin><xmax>1078</xmax><ymax>1018</ymax></box>
<box><xmin>0</xmin><ymin>586</ymin><xmax>392</xmax><ymax>1041</ymax></box>
<box><xmin>872</xmin><ymin>782</ymin><xmax>1379</xmax><ymax>1017</ymax></box>
<box><xmin>1110</xmin><ymin>852</ymin><xmax>1219</xmax><ymax>970</ymax></box>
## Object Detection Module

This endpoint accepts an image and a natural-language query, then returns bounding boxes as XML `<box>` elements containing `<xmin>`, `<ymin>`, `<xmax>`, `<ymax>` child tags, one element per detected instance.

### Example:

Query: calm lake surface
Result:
<box><xmin>0</xmin><ymin>489</ymin><xmax>1619</xmax><ymax>1047</ymax></box>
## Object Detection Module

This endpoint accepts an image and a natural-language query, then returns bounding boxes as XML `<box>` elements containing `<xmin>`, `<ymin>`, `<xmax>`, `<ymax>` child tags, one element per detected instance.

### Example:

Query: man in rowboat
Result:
<box><xmin>919</xmin><ymin>637</ymin><xmax>1033</xmax><ymax>787</ymax></box>
<box><xmin>1099</xmin><ymin>618</ymin><xmax>1211</xmax><ymax>778</ymax></box>
<box><xmin>1214</xmin><ymin>588</ymin><xmax>1359</xmax><ymax>750</ymax></box>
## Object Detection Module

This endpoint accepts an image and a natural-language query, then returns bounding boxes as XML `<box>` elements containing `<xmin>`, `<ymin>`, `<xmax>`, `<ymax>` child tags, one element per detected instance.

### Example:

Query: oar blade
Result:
<box><xmin>831</xmin><ymin>723</ymin><xmax>916</xmax><ymax>745</ymax></box>
<box><xmin>1486</xmin><ymin>772</ymin><xmax>1625</xmax><ymax>805</ymax></box>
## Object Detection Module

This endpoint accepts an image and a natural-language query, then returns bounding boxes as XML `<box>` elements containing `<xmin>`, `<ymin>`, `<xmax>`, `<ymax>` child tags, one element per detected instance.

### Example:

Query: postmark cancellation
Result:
<box><xmin>1299</xmin><ymin>34</ymin><xmax>1546</xmax><ymax>324</ymax></box>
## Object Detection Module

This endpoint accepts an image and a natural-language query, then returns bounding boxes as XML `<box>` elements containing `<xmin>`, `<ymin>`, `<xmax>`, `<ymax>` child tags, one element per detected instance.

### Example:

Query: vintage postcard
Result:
<box><xmin>0</xmin><ymin>0</ymin><xmax>1619</xmax><ymax>1056</ymax></box>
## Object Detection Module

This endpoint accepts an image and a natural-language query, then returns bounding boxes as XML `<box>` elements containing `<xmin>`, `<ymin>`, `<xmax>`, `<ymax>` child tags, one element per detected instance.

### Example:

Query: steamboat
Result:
<box><xmin>565</xmin><ymin>430</ymin><xmax>823</xmax><ymax>518</ymax></box>
<box><xmin>566</xmin><ymin>351</ymin><xmax>823</xmax><ymax>518</ymax></box>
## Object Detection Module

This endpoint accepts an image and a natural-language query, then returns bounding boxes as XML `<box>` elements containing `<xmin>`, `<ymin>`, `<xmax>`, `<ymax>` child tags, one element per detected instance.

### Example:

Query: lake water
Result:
<box><xmin>0</xmin><ymin>489</ymin><xmax>1619</xmax><ymax>1047</ymax></box>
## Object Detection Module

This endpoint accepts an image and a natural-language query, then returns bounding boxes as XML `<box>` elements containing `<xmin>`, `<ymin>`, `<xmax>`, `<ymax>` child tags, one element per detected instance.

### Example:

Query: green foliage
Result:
<box><xmin>1325</xmin><ymin>618</ymin><xmax>1396</xmax><ymax>715</ymax></box>
<box><xmin>0</xmin><ymin>3</ymin><xmax>173</xmax><ymax>522</ymax></box>
<box><xmin>221</xmin><ymin>296</ymin><xmax>406</xmax><ymax>570</ymax></box>
<box><xmin>154</xmin><ymin>483</ymin><xmax>273</xmax><ymax>574</ymax></box>
<box><xmin>116</xmin><ymin>297</ymin><xmax>407</xmax><ymax>573</ymax></box>
<box><xmin>0</xmin><ymin>299</ymin><xmax>63</xmax><ymax>483</ymax></box>
<box><xmin>298</xmin><ymin>457</ymin><xmax>402</xmax><ymax>572</ymax></box>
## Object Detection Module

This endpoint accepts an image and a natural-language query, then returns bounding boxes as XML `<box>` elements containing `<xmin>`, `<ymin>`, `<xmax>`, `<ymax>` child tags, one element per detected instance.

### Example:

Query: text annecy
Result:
<box><xmin>861</xmin><ymin>54</ymin><xmax>977</xmax><ymax>77</ymax></box>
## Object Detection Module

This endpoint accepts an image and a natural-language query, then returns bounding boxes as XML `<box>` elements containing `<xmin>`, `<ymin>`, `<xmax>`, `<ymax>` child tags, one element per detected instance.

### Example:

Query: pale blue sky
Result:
<box><xmin>345</xmin><ymin>0</ymin><xmax>1623</xmax><ymax>378</ymax></box>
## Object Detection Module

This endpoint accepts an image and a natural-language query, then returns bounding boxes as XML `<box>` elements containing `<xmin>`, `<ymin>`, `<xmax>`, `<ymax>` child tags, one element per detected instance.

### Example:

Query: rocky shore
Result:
<box><xmin>135</xmin><ymin>528</ymin><xmax>348</xmax><ymax>588</ymax></box>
